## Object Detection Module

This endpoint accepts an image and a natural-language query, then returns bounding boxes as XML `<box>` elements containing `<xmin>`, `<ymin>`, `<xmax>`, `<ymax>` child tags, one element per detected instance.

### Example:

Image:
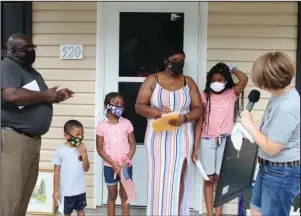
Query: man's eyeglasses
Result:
<box><xmin>12</xmin><ymin>44</ymin><xmax>37</xmax><ymax>52</ymax></box>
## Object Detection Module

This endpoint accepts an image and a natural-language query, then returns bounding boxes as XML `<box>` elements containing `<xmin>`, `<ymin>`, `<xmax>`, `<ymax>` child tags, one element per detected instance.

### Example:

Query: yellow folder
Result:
<box><xmin>152</xmin><ymin>112</ymin><xmax>181</xmax><ymax>132</ymax></box>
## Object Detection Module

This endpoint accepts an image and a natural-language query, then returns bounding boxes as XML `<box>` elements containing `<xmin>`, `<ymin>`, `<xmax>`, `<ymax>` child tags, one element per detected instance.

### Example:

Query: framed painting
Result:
<box><xmin>26</xmin><ymin>169</ymin><xmax>55</xmax><ymax>215</ymax></box>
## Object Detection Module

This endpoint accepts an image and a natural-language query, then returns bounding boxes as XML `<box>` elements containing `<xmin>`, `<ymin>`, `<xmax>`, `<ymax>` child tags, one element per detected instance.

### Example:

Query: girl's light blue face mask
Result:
<box><xmin>107</xmin><ymin>104</ymin><xmax>124</xmax><ymax>118</ymax></box>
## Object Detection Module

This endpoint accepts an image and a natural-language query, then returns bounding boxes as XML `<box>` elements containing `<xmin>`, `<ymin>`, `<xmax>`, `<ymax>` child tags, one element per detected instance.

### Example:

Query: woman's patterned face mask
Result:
<box><xmin>68</xmin><ymin>135</ymin><xmax>84</xmax><ymax>146</ymax></box>
<box><xmin>107</xmin><ymin>104</ymin><xmax>124</xmax><ymax>118</ymax></box>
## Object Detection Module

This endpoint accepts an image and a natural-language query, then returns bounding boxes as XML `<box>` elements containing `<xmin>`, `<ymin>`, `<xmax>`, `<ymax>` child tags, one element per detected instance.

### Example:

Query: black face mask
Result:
<box><xmin>22</xmin><ymin>50</ymin><xmax>36</xmax><ymax>66</ymax></box>
<box><xmin>166</xmin><ymin>60</ymin><xmax>184</xmax><ymax>75</ymax></box>
<box><xmin>14</xmin><ymin>49</ymin><xmax>36</xmax><ymax>67</ymax></box>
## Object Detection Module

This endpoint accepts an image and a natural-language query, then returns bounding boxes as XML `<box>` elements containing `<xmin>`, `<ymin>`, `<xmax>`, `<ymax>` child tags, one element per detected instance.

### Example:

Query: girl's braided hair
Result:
<box><xmin>203</xmin><ymin>62</ymin><xmax>243</xmax><ymax>132</ymax></box>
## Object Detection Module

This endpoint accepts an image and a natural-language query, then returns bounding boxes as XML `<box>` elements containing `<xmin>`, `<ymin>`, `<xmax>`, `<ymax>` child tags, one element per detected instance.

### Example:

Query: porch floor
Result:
<box><xmin>28</xmin><ymin>206</ymin><xmax>206</xmax><ymax>216</ymax></box>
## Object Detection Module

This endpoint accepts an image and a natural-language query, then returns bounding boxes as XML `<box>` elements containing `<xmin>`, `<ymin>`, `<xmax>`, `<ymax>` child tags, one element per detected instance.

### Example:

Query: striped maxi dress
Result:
<box><xmin>144</xmin><ymin>77</ymin><xmax>194</xmax><ymax>216</ymax></box>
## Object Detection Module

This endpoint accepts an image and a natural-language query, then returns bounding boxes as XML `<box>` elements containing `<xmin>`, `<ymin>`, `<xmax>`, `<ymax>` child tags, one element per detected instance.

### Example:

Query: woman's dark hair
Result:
<box><xmin>164</xmin><ymin>48</ymin><xmax>186</xmax><ymax>60</ymax></box>
<box><xmin>158</xmin><ymin>48</ymin><xmax>186</xmax><ymax>72</ymax></box>
<box><xmin>203</xmin><ymin>62</ymin><xmax>243</xmax><ymax>132</ymax></box>
<box><xmin>104</xmin><ymin>92</ymin><xmax>123</xmax><ymax>106</ymax></box>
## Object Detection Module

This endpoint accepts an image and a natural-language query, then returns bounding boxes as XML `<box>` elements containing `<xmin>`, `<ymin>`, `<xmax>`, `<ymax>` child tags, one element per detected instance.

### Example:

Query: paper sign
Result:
<box><xmin>19</xmin><ymin>80</ymin><xmax>40</xmax><ymax>109</ymax></box>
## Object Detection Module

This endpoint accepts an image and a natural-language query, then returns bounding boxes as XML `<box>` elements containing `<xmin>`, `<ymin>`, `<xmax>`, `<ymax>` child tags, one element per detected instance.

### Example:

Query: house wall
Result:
<box><xmin>204</xmin><ymin>2</ymin><xmax>298</xmax><ymax>214</ymax></box>
<box><xmin>32</xmin><ymin>2</ymin><xmax>97</xmax><ymax>208</ymax></box>
<box><xmin>32</xmin><ymin>1</ymin><xmax>298</xmax><ymax>212</ymax></box>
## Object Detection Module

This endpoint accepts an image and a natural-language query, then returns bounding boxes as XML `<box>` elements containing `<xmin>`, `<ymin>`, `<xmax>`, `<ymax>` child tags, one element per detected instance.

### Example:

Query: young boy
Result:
<box><xmin>52</xmin><ymin>120</ymin><xmax>90</xmax><ymax>216</ymax></box>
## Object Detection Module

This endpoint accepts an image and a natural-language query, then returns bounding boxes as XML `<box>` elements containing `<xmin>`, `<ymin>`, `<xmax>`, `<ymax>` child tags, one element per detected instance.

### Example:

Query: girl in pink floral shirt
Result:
<box><xmin>199</xmin><ymin>62</ymin><xmax>248</xmax><ymax>216</ymax></box>
<box><xmin>96</xmin><ymin>92</ymin><xmax>136</xmax><ymax>216</ymax></box>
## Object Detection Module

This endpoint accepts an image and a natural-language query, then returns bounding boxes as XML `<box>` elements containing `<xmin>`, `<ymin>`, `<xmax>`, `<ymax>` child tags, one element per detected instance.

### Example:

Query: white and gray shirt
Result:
<box><xmin>52</xmin><ymin>144</ymin><xmax>87</xmax><ymax>196</ymax></box>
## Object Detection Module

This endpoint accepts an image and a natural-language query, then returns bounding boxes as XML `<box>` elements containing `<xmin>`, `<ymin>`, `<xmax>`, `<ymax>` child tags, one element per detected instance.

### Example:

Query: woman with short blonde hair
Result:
<box><xmin>251</xmin><ymin>52</ymin><xmax>295</xmax><ymax>90</ymax></box>
<box><xmin>241</xmin><ymin>52</ymin><xmax>300</xmax><ymax>216</ymax></box>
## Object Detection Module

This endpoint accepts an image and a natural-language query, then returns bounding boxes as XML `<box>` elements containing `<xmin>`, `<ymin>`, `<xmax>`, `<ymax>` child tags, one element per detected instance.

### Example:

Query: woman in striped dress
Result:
<box><xmin>135</xmin><ymin>49</ymin><xmax>203</xmax><ymax>215</ymax></box>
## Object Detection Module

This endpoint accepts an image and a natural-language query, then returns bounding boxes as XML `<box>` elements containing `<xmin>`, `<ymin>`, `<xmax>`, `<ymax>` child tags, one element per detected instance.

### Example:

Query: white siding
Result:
<box><xmin>32</xmin><ymin>2</ymin><xmax>97</xmax><ymax>208</ymax></box>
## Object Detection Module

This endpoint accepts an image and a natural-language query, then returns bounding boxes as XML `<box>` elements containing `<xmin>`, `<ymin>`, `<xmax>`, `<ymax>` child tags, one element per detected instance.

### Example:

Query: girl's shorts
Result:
<box><xmin>200</xmin><ymin>136</ymin><xmax>227</xmax><ymax>176</ymax></box>
<box><xmin>104</xmin><ymin>165</ymin><xmax>133</xmax><ymax>186</ymax></box>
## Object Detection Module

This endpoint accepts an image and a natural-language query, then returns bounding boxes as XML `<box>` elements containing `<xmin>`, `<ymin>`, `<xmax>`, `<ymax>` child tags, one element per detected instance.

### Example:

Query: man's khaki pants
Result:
<box><xmin>1</xmin><ymin>129</ymin><xmax>41</xmax><ymax>216</ymax></box>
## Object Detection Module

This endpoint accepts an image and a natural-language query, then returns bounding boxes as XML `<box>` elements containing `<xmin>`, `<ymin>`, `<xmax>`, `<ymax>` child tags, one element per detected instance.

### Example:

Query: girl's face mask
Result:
<box><xmin>210</xmin><ymin>82</ymin><xmax>226</xmax><ymax>93</ymax></box>
<box><xmin>107</xmin><ymin>104</ymin><xmax>124</xmax><ymax>118</ymax></box>
<box><xmin>68</xmin><ymin>135</ymin><xmax>84</xmax><ymax>146</ymax></box>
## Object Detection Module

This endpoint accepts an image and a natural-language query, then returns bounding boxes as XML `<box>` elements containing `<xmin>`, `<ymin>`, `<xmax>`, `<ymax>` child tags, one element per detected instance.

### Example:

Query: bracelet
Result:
<box><xmin>183</xmin><ymin>115</ymin><xmax>188</xmax><ymax>123</ymax></box>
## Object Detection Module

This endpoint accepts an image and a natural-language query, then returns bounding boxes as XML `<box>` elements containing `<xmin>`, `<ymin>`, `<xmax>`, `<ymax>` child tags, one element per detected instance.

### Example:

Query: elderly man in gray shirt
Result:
<box><xmin>1</xmin><ymin>33</ymin><xmax>74</xmax><ymax>216</ymax></box>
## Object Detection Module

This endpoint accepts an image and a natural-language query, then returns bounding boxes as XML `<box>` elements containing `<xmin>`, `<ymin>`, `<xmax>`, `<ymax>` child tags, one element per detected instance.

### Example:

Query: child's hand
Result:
<box><xmin>121</xmin><ymin>158</ymin><xmax>131</xmax><ymax>168</ymax></box>
<box><xmin>53</xmin><ymin>192</ymin><xmax>60</xmax><ymax>207</ymax></box>
<box><xmin>112</xmin><ymin>161</ymin><xmax>121</xmax><ymax>174</ymax></box>
<box><xmin>192</xmin><ymin>147</ymin><xmax>199</xmax><ymax>163</ymax></box>
<box><xmin>77</xmin><ymin>143</ymin><xmax>88</xmax><ymax>157</ymax></box>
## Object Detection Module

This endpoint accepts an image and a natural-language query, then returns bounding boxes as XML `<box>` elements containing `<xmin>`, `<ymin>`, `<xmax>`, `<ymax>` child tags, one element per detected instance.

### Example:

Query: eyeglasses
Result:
<box><xmin>13</xmin><ymin>44</ymin><xmax>37</xmax><ymax>52</ymax></box>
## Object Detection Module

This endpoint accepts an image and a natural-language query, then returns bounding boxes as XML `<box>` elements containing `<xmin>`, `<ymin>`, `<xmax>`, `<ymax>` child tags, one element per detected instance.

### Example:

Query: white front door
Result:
<box><xmin>98</xmin><ymin>2</ymin><xmax>202</xmax><ymax>208</ymax></box>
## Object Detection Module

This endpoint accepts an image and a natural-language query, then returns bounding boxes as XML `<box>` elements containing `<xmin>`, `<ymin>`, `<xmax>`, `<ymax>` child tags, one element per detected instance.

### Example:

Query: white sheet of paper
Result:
<box><xmin>57</xmin><ymin>197</ymin><xmax>64</xmax><ymax>215</ymax></box>
<box><xmin>231</xmin><ymin>122</ymin><xmax>255</xmax><ymax>150</ymax></box>
<box><xmin>18</xmin><ymin>80</ymin><xmax>40</xmax><ymax>109</ymax></box>
<box><xmin>194</xmin><ymin>159</ymin><xmax>209</xmax><ymax>181</ymax></box>
<box><xmin>231</xmin><ymin>124</ymin><xmax>243</xmax><ymax>151</ymax></box>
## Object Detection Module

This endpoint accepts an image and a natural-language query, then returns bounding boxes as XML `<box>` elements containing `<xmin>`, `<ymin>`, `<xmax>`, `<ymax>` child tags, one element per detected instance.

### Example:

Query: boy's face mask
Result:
<box><xmin>107</xmin><ymin>104</ymin><xmax>124</xmax><ymax>118</ymax></box>
<box><xmin>68</xmin><ymin>135</ymin><xmax>84</xmax><ymax>146</ymax></box>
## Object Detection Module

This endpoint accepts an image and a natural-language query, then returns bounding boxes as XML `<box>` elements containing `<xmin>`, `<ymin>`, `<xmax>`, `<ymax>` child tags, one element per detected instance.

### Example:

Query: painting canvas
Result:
<box><xmin>27</xmin><ymin>170</ymin><xmax>55</xmax><ymax>215</ymax></box>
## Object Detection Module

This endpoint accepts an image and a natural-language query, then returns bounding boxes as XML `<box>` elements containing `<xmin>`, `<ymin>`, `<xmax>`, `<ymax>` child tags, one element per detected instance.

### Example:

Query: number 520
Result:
<box><xmin>60</xmin><ymin>45</ymin><xmax>83</xmax><ymax>60</ymax></box>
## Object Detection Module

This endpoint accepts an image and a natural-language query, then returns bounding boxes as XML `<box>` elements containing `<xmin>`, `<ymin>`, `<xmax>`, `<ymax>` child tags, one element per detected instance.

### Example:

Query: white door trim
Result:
<box><xmin>196</xmin><ymin>3</ymin><xmax>208</xmax><ymax>214</ymax></box>
<box><xmin>197</xmin><ymin>2</ymin><xmax>208</xmax><ymax>94</ymax></box>
<box><xmin>94</xmin><ymin>1</ymin><xmax>106</xmax><ymax>208</ymax></box>
<box><xmin>94</xmin><ymin>1</ymin><xmax>209</xmax><ymax>211</ymax></box>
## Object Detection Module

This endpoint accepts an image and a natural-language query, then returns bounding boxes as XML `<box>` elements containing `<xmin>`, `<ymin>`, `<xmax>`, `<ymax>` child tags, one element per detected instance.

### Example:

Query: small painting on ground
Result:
<box><xmin>26</xmin><ymin>170</ymin><xmax>55</xmax><ymax>215</ymax></box>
